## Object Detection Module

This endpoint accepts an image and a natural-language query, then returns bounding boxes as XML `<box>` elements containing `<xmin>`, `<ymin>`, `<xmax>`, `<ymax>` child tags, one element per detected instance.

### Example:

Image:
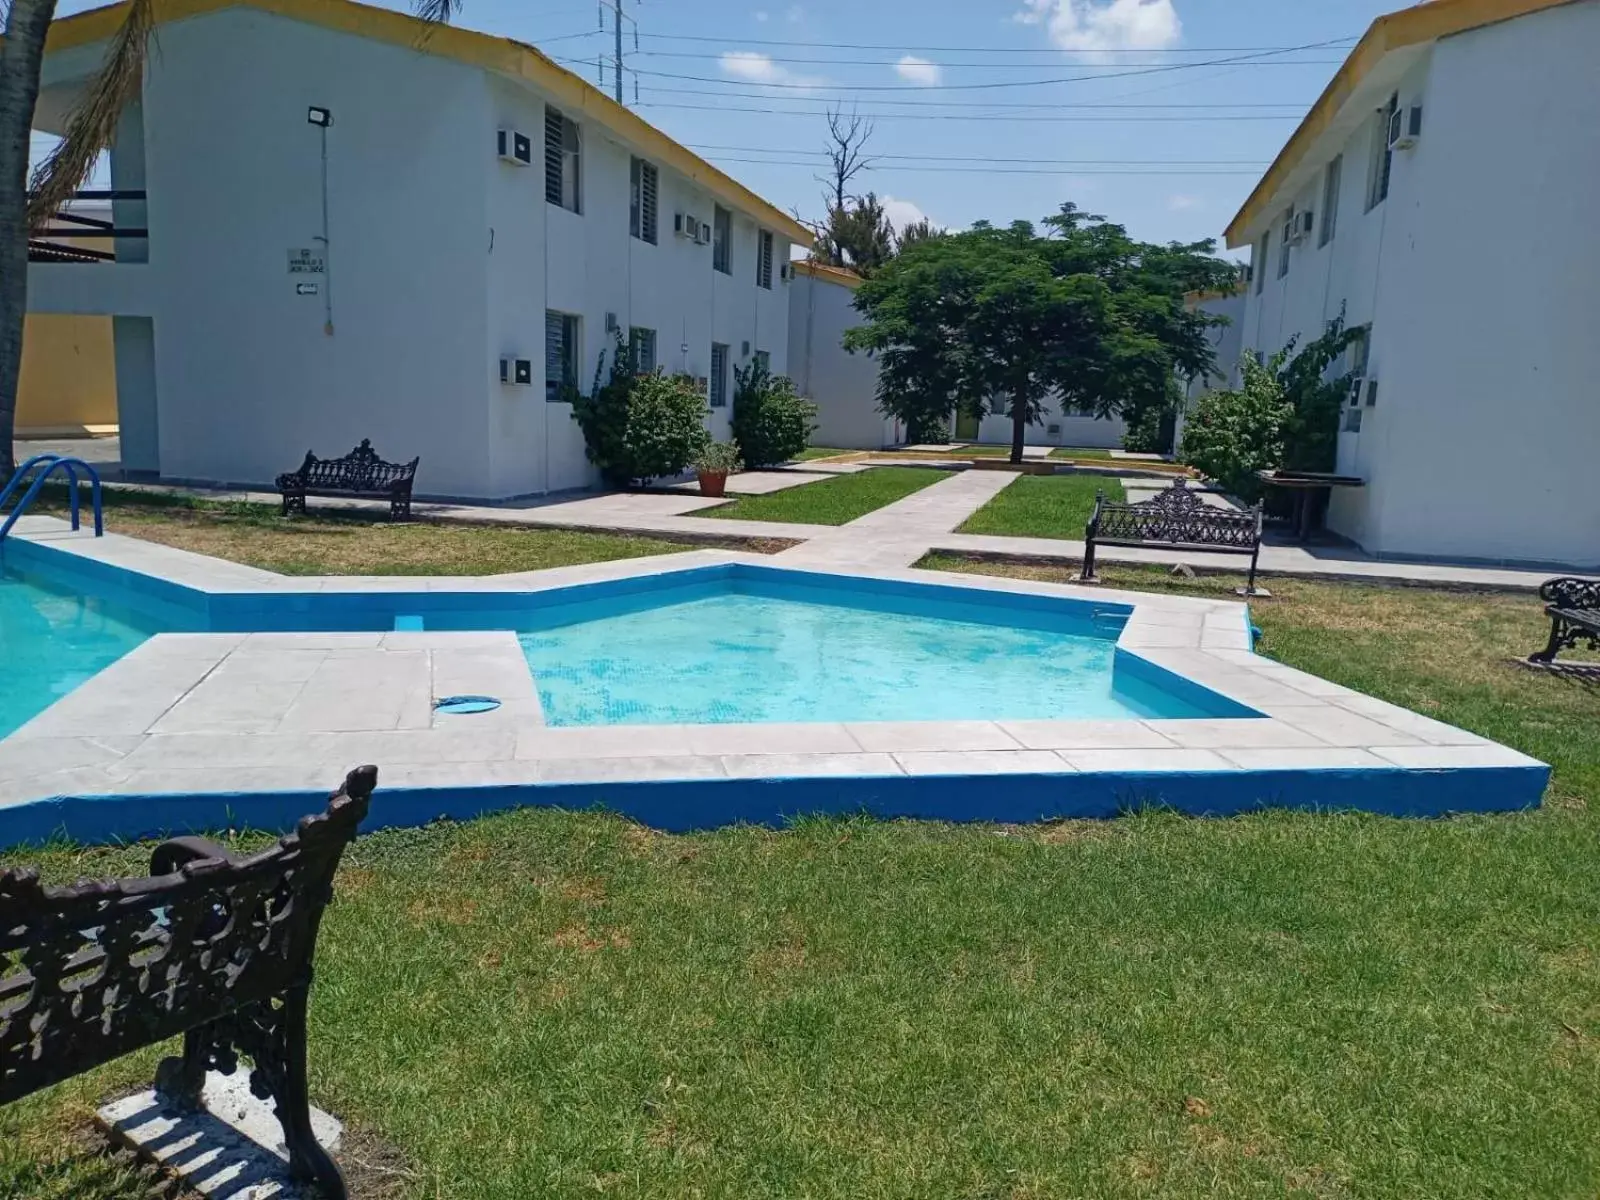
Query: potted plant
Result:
<box><xmin>692</xmin><ymin>441</ymin><xmax>742</xmax><ymax>497</ymax></box>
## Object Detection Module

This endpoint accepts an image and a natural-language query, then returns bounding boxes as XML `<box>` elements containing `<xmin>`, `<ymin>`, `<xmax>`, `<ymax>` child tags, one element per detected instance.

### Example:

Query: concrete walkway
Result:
<box><xmin>32</xmin><ymin>445</ymin><xmax>1563</xmax><ymax>591</ymax></box>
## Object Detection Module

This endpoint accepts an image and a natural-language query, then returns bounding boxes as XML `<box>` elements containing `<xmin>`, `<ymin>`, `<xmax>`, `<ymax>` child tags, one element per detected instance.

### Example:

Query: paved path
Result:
<box><xmin>30</xmin><ymin>444</ymin><xmax>1562</xmax><ymax>591</ymax></box>
<box><xmin>776</xmin><ymin>468</ymin><xmax>1019</xmax><ymax>570</ymax></box>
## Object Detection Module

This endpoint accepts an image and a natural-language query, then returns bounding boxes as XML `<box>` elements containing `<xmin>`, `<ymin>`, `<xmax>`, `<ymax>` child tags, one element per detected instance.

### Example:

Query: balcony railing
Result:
<box><xmin>28</xmin><ymin>189</ymin><xmax>147</xmax><ymax>264</ymax></box>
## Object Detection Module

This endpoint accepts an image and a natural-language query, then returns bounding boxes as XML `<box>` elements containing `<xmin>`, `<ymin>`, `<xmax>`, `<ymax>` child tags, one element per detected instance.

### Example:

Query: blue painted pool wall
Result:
<box><xmin>0</xmin><ymin>763</ymin><xmax>1549</xmax><ymax>850</ymax></box>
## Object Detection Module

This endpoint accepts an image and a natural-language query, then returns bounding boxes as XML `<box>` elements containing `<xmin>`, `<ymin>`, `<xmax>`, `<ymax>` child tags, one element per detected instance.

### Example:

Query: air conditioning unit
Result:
<box><xmin>1285</xmin><ymin>210</ymin><xmax>1313</xmax><ymax>245</ymax></box>
<box><xmin>779</xmin><ymin>262</ymin><xmax>792</xmax><ymax>282</ymax></box>
<box><xmin>1388</xmin><ymin>104</ymin><xmax>1422</xmax><ymax>150</ymax></box>
<box><xmin>1046</xmin><ymin>423</ymin><xmax>1062</xmax><ymax>437</ymax></box>
<box><xmin>674</xmin><ymin>212</ymin><xmax>701</xmax><ymax>240</ymax></box>
<box><xmin>496</xmin><ymin>129</ymin><xmax>533</xmax><ymax>167</ymax></box>
<box><xmin>500</xmin><ymin>357</ymin><xmax>533</xmax><ymax>386</ymax></box>
<box><xmin>695</xmin><ymin>225</ymin><xmax>712</xmax><ymax>246</ymax></box>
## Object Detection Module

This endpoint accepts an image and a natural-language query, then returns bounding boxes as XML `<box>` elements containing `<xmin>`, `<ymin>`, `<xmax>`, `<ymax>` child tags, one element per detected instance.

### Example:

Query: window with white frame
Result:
<box><xmin>545</xmin><ymin>311</ymin><xmax>579</xmax><ymax>401</ymax></box>
<box><xmin>1319</xmin><ymin>155</ymin><xmax>1342</xmax><ymax>247</ymax></box>
<box><xmin>630</xmin><ymin>157</ymin><xmax>658</xmax><ymax>245</ymax></box>
<box><xmin>1255</xmin><ymin>231</ymin><xmax>1269</xmax><ymax>293</ymax></box>
<box><xmin>1277</xmin><ymin>209</ymin><xmax>1293</xmax><ymax>279</ymax></box>
<box><xmin>756</xmin><ymin>230</ymin><xmax>774</xmax><ymax>289</ymax></box>
<box><xmin>544</xmin><ymin>107</ymin><xmax>581</xmax><ymax>213</ymax></box>
<box><xmin>712</xmin><ymin>206</ymin><xmax>732</xmax><ymax>275</ymax></box>
<box><xmin>753</xmin><ymin>349</ymin><xmax>770</xmax><ymax>374</ymax></box>
<box><xmin>709</xmin><ymin>343</ymin><xmax>730</xmax><ymax>407</ymax></box>
<box><xmin>1366</xmin><ymin>93</ymin><xmax>1397</xmax><ymax>211</ymax></box>
<box><xmin>629</xmin><ymin>326</ymin><xmax>656</xmax><ymax>374</ymax></box>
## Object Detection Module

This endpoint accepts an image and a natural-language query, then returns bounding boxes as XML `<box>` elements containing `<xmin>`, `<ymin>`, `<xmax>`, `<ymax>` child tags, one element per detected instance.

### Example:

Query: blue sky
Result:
<box><xmin>45</xmin><ymin>0</ymin><xmax>1407</xmax><ymax>254</ymax></box>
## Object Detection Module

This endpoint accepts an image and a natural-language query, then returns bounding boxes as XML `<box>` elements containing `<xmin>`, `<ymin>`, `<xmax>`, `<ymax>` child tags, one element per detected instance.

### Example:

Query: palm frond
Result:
<box><xmin>412</xmin><ymin>0</ymin><xmax>463</xmax><ymax>22</ymax></box>
<box><xmin>26</xmin><ymin>0</ymin><xmax>155</xmax><ymax>232</ymax></box>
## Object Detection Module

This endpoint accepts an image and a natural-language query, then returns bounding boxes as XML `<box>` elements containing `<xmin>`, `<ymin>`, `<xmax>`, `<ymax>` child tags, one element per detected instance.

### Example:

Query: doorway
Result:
<box><xmin>953</xmin><ymin>409</ymin><xmax>980</xmax><ymax>441</ymax></box>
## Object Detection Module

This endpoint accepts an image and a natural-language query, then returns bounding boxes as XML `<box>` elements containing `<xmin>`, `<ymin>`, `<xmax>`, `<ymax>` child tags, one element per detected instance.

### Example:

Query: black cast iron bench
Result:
<box><xmin>1081</xmin><ymin>478</ymin><xmax>1266</xmax><ymax>595</ymax></box>
<box><xmin>0</xmin><ymin>766</ymin><xmax>376</xmax><ymax>1200</ymax></box>
<box><xmin>277</xmin><ymin>439</ymin><xmax>418</xmax><ymax>520</ymax></box>
<box><xmin>1529</xmin><ymin>576</ymin><xmax>1600</xmax><ymax>665</ymax></box>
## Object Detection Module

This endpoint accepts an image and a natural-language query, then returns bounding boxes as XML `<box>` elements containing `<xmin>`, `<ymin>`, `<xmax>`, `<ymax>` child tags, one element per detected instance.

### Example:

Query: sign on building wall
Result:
<box><xmin>287</xmin><ymin>248</ymin><xmax>326</xmax><ymax>275</ymax></box>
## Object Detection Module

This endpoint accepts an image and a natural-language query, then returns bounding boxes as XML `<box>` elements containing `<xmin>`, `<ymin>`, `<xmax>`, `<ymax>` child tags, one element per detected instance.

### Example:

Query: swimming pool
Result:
<box><xmin>0</xmin><ymin>570</ymin><xmax>161</xmax><ymax>738</ymax></box>
<box><xmin>520</xmin><ymin>591</ymin><xmax>1226</xmax><ymax>725</ymax></box>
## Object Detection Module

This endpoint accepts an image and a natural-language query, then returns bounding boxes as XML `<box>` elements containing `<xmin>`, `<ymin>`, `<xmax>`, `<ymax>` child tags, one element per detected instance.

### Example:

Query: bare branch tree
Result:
<box><xmin>813</xmin><ymin>104</ymin><xmax>874</xmax><ymax>267</ymax></box>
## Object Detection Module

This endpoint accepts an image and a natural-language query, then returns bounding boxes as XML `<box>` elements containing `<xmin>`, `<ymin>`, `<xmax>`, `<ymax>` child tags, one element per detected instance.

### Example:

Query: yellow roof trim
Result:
<box><xmin>791</xmin><ymin>260</ymin><xmax>864</xmax><ymax>289</ymax></box>
<box><xmin>44</xmin><ymin>0</ymin><xmax>813</xmax><ymax>245</ymax></box>
<box><xmin>1223</xmin><ymin>0</ymin><xmax>1578</xmax><ymax>248</ymax></box>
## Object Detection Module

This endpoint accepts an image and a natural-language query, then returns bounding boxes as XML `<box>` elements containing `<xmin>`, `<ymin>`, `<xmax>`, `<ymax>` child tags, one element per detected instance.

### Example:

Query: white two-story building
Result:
<box><xmin>1227</xmin><ymin>0</ymin><xmax>1600</xmax><ymax>568</ymax></box>
<box><xmin>28</xmin><ymin>0</ymin><xmax>807</xmax><ymax>499</ymax></box>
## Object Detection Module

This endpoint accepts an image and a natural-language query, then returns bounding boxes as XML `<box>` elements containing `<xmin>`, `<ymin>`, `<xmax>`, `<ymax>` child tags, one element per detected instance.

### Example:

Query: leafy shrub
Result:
<box><xmin>1121</xmin><ymin>404</ymin><xmax>1169</xmax><ymax>455</ymax></box>
<box><xmin>1180</xmin><ymin>317</ymin><xmax>1359</xmax><ymax>501</ymax></box>
<box><xmin>730</xmin><ymin>359</ymin><xmax>818</xmax><ymax>467</ymax></box>
<box><xmin>571</xmin><ymin>336</ymin><xmax>710</xmax><ymax>486</ymax></box>
<box><xmin>1178</xmin><ymin>356</ymin><xmax>1288</xmax><ymax>502</ymax></box>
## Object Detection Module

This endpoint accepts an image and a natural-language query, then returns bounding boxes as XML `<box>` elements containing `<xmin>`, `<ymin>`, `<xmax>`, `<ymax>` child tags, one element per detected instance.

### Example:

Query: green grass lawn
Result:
<box><xmin>958</xmin><ymin>473</ymin><xmax>1124</xmax><ymax>538</ymax></box>
<box><xmin>7</xmin><ymin>563</ymin><xmax>1600</xmax><ymax>1197</ymax></box>
<box><xmin>695</xmin><ymin>466</ymin><xmax>945</xmax><ymax>526</ymax></box>
<box><xmin>27</xmin><ymin>486</ymin><xmax>791</xmax><ymax>574</ymax></box>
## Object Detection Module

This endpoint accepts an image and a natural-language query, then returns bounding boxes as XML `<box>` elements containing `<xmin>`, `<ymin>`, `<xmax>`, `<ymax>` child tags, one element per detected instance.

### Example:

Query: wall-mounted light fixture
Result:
<box><xmin>307</xmin><ymin>106</ymin><xmax>333</xmax><ymax>128</ymax></box>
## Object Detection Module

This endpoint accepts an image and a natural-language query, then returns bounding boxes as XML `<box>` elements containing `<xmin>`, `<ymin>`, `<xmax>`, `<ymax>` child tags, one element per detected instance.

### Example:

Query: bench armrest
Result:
<box><xmin>149</xmin><ymin>836</ymin><xmax>241</xmax><ymax>877</ymax></box>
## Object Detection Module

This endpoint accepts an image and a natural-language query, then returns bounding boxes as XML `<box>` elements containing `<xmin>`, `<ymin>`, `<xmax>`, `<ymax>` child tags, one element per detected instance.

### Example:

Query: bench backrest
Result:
<box><xmin>0</xmin><ymin>768</ymin><xmax>374</xmax><ymax>1105</ymax></box>
<box><xmin>1094</xmin><ymin>479</ymin><xmax>1261</xmax><ymax>548</ymax></box>
<box><xmin>297</xmin><ymin>440</ymin><xmax>418</xmax><ymax>491</ymax></box>
<box><xmin>1540</xmin><ymin>576</ymin><xmax>1600</xmax><ymax>613</ymax></box>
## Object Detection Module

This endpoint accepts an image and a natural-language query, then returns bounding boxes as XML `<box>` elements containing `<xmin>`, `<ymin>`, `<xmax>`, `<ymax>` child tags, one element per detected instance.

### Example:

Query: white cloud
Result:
<box><xmin>785</xmin><ymin>4</ymin><xmax>805</xmax><ymax>22</ymax></box>
<box><xmin>1167</xmin><ymin>193</ymin><xmax>1200</xmax><ymax>211</ymax></box>
<box><xmin>894</xmin><ymin>55</ymin><xmax>943</xmax><ymax>86</ymax></box>
<box><xmin>881</xmin><ymin>195</ymin><xmax>939</xmax><ymax>235</ymax></box>
<box><xmin>718</xmin><ymin>50</ymin><xmax>830</xmax><ymax>91</ymax></box>
<box><xmin>1015</xmin><ymin>0</ymin><xmax>1181</xmax><ymax>60</ymax></box>
<box><xmin>753</xmin><ymin>9</ymin><xmax>769</xmax><ymax>20</ymax></box>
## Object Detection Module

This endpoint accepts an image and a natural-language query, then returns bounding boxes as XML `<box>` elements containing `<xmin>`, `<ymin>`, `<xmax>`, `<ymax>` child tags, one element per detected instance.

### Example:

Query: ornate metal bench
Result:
<box><xmin>1081</xmin><ymin>478</ymin><xmax>1266</xmax><ymax>595</ymax></box>
<box><xmin>1</xmin><ymin>766</ymin><xmax>376</xmax><ymax>1200</ymax></box>
<box><xmin>276</xmin><ymin>439</ymin><xmax>419</xmax><ymax>520</ymax></box>
<box><xmin>1529</xmin><ymin>577</ymin><xmax>1600</xmax><ymax>665</ymax></box>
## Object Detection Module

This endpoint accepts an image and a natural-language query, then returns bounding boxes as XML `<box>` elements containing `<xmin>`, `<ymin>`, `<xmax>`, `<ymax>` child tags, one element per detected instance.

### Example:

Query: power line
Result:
<box><xmin>631</xmin><ymin>40</ymin><xmax>1353</xmax><ymax>92</ymax></box>
<box><xmin>701</xmin><ymin>157</ymin><xmax>1263</xmax><ymax>175</ymax></box>
<box><xmin>633</xmin><ymin>103</ymin><xmax>1299</xmax><ymax>124</ymax></box>
<box><xmin>623</xmin><ymin>49</ymin><xmax>1346</xmax><ymax>68</ymax></box>
<box><xmin>683</xmin><ymin>144</ymin><xmax>1272</xmax><ymax>165</ymax></box>
<box><xmin>629</xmin><ymin>32</ymin><xmax>1359</xmax><ymax>55</ymax></box>
<box><xmin>635</xmin><ymin>85</ymin><xmax>1309</xmax><ymax>110</ymax></box>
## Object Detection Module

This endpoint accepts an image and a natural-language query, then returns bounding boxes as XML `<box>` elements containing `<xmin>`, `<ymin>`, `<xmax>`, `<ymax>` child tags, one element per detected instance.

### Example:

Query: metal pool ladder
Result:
<box><xmin>0</xmin><ymin>453</ymin><xmax>105</xmax><ymax>542</ymax></box>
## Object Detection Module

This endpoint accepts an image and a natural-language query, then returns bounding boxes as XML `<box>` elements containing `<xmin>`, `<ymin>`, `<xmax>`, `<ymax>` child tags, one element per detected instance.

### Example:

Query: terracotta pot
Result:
<box><xmin>697</xmin><ymin>470</ymin><xmax>728</xmax><ymax>497</ymax></box>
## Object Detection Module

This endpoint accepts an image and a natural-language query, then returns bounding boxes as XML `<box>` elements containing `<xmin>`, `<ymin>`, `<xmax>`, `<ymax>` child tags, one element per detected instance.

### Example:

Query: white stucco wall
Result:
<box><xmin>786</xmin><ymin>272</ymin><xmax>897</xmax><ymax>449</ymax></box>
<box><xmin>975</xmin><ymin>407</ymin><xmax>1127</xmax><ymax>450</ymax></box>
<box><xmin>31</xmin><ymin>7</ymin><xmax>793</xmax><ymax>500</ymax></box>
<box><xmin>1237</xmin><ymin>0</ymin><xmax>1600</xmax><ymax>567</ymax></box>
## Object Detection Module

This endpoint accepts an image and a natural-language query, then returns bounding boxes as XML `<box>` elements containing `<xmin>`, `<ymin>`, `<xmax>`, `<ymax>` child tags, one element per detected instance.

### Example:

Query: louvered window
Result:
<box><xmin>629</xmin><ymin>327</ymin><xmax>657</xmax><ymax>373</ymax></box>
<box><xmin>630</xmin><ymin>158</ymin><xmax>658</xmax><ymax>244</ymax></box>
<box><xmin>757</xmin><ymin>230</ymin><xmax>774</xmax><ymax>289</ymax></box>
<box><xmin>545</xmin><ymin>311</ymin><xmax>579</xmax><ymax>401</ymax></box>
<box><xmin>709</xmin><ymin>343</ymin><xmax>729</xmax><ymax>408</ymax></box>
<box><xmin>545</xmin><ymin>107</ymin><xmax>581</xmax><ymax>213</ymax></box>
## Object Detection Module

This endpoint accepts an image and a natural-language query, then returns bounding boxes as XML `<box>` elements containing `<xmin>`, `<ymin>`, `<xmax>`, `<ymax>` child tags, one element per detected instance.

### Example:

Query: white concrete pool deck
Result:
<box><xmin>0</xmin><ymin>515</ymin><xmax>1542</xmax><ymax>813</ymax></box>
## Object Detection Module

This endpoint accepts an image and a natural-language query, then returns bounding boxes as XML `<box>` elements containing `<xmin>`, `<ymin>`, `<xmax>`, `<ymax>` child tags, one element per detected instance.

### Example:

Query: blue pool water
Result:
<box><xmin>520</xmin><ymin>592</ymin><xmax>1216</xmax><ymax>726</ymax></box>
<box><xmin>0</xmin><ymin>571</ymin><xmax>159</xmax><ymax>738</ymax></box>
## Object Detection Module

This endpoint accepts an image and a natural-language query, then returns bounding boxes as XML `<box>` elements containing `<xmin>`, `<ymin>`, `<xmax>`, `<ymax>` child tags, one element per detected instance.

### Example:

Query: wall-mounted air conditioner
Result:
<box><xmin>1285</xmin><ymin>209</ymin><xmax>1314</xmax><ymax>245</ymax></box>
<box><xmin>1388</xmin><ymin>105</ymin><xmax>1422</xmax><ymax>151</ymax></box>
<box><xmin>497</xmin><ymin>129</ymin><xmax>533</xmax><ymax>167</ymax></box>
<box><xmin>779</xmin><ymin>263</ymin><xmax>792</xmax><ymax>282</ymax></box>
<box><xmin>674</xmin><ymin>212</ymin><xmax>702</xmax><ymax>240</ymax></box>
<box><xmin>500</xmin><ymin>358</ymin><xmax>534</xmax><ymax>386</ymax></box>
<box><xmin>695</xmin><ymin>225</ymin><xmax>712</xmax><ymax>246</ymax></box>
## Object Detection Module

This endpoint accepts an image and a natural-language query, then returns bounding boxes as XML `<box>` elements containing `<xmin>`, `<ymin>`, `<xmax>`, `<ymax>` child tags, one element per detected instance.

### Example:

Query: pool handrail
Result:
<box><xmin>0</xmin><ymin>454</ymin><xmax>104</xmax><ymax>542</ymax></box>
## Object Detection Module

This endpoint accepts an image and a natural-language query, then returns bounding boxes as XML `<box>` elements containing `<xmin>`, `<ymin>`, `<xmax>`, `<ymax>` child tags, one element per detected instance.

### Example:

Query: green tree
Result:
<box><xmin>571</xmin><ymin>334</ymin><xmax>710</xmax><ymax>487</ymax></box>
<box><xmin>845</xmin><ymin>206</ymin><xmax>1235</xmax><ymax>464</ymax></box>
<box><xmin>0</xmin><ymin>0</ymin><xmax>461</xmax><ymax>483</ymax></box>
<box><xmin>814</xmin><ymin>192</ymin><xmax>896</xmax><ymax>277</ymax></box>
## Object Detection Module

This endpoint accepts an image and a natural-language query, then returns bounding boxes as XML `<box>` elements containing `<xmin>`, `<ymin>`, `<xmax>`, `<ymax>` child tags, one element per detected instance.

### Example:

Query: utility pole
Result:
<box><xmin>612</xmin><ymin>0</ymin><xmax>624</xmax><ymax>103</ymax></box>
